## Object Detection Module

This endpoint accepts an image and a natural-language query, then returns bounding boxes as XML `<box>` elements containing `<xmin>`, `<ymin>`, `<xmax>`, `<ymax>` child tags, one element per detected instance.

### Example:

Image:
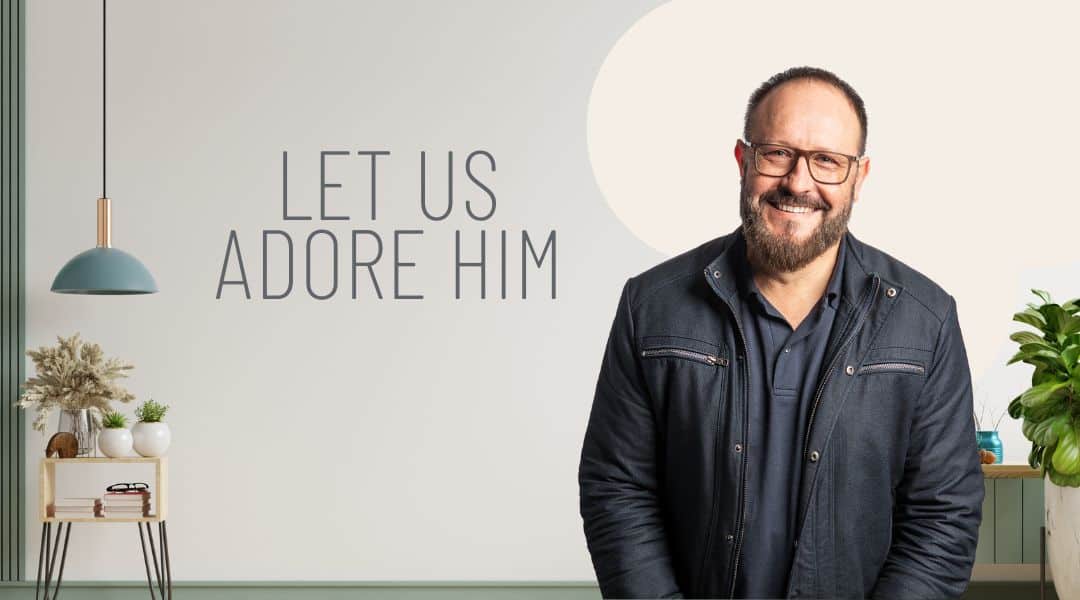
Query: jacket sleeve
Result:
<box><xmin>578</xmin><ymin>278</ymin><xmax>684</xmax><ymax>599</ymax></box>
<box><xmin>871</xmin><ymin>296</ymin><xmax>985</xmax><ymax>600</ymax></box>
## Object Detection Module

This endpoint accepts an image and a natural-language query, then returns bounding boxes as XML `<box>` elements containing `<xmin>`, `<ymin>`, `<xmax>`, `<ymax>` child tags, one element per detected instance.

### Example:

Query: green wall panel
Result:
<box><xmin>976</xmin><ymin>479</ymin><xmax>996</xmax><ymax>563</ymax></box>
<box><xmin>995</xmin><ymin>479</ymin><xmax>1024</xmax><ymax>563</ymax></box>
<box><xmin>0</xmin><ymin>0</ymin><xmax>26</xmax><ymax>583</ymax></box>
<box><xmin>976</xmin><ymin>478</ymin><xmax>1047</xmax><ymax>565</ymax></box>
<box><xmin>1022</xmin><ymin>478</ymin><xmax>1044</xmax><ymax>564</ymax></box>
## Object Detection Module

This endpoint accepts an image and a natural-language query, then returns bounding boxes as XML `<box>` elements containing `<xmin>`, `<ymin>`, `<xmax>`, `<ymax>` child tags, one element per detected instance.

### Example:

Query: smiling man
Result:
<box><xmin>579</xmin><ymin>66</ymin><xmax>984</xmax><ymax>599</ymax></box>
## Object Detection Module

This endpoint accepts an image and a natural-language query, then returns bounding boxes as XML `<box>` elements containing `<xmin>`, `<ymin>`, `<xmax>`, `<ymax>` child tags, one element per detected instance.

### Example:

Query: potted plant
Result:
<box><xmin>97</xmin><ymin>410</ymin><xmax>133</xmax><ymax>458</ymax></box>
<box><xmin>1006</xmin><ymin>289</ymin><xmax>1080</xmax><ymax>598</ymax></box>
<box><xmin>132</xmin><ymin>398</ymin><xmax>170</xmax><ymax>457</ymax></box>
<box><xmin>14</xmin><ymin>333</ymin><xmax>135</xmax><ymax>456</ymax></box>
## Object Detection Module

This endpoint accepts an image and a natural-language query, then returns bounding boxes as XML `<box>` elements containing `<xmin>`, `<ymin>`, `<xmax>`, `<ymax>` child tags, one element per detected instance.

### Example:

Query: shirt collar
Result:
<box><xmin>735</xmin><ymin>233</ymin><xmax>846</xmax><ymax>312</ymax></box>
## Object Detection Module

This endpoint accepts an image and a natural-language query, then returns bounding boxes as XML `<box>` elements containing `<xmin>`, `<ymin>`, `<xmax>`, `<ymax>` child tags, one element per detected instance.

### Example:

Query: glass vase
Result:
<box><xmin>57</xmin><ymin>408</ymin><xmax>98</xmax><ymax>457</ymax></box>
<box><xmin>976</xmin><ymin>430</ymin><xmax>1003</xmax><ymax>464</ymax></box>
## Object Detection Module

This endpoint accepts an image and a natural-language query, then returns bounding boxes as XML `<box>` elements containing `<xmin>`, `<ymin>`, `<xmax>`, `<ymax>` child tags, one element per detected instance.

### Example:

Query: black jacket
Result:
<box><xmin>578</xmin><ymin>226</ymin><xmax>983</xmax><ymax>599</ymax></box>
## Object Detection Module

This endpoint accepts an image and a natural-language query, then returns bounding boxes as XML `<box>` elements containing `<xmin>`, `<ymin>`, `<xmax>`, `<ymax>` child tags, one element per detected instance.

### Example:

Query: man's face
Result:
<box><xmin>734</xmin><ymin>79</ymin><xmax>870</xmax><ymax>273</ymax></box>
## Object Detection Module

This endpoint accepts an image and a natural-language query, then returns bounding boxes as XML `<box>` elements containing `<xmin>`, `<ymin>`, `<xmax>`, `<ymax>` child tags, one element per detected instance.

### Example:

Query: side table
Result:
<box><xmin>36</xmin><ymin>456</ymin><xmax>172</xmax><ymax>599</ymax></box>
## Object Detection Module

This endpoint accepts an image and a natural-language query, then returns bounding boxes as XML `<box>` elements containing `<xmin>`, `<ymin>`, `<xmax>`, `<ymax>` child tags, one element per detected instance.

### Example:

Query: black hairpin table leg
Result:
<box><xmin>161</xmin><ymin>521</ymin><xmax>172</xmax><ymax>600</ymax></box>
<box><xmin>138</xmin><ymin>521</ymin><xmax>172</xmax><ymax>599</ymax></box>
<box><xmin>36</xmin><ymin>522</ymin><xmax>72</xmax><ymax>600</ymax></box>
<box><xmin>138</xmin><ymin>522</ymin><xmax>159</xmax><ymax>600</ymax></box>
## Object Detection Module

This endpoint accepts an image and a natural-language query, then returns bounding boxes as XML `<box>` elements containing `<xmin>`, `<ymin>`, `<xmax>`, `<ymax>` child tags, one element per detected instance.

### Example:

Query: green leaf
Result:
<box><xmin>1029</xmin><ymin>414</ymin><xmax>1071</xmax><ymax>447</ymax></box>
<box><xmin>1023</xmin><ymin>417</ymin><xmax>1040</xmax><ymax>441</ymax></box>
<box><xmin>1014</xmin><ymin>309</ymin><xmax>1048</xmax><ymax>331</ymax></box>
<box><xmin>1051</xmin><ymin>425</ymin><xmax>1080</xmax><ymax>475</ymax></box>
<box><xmin>1061</xmin><ymin>298</ymin><xmax>1080</xmax><ymax>315</ymax></box>
<box><xmin>1025</xmin><ymin>396</ymin><xmax>1066</xmax><ymax>423</ymax></box>
<box><xmin>1008</xmin><ymin>394</ymin><xmax>1024</xmax><ymax>419</ymax></box>
<box><xmin>1032</xmin><ymin>289</ymin><xmax>1053</xmax><ymax>304</ymax></box>
<box><xmin>1029</xmin><ymin>444</ymin><xmax>1045</xmax><ymax>469</ymax></box>
<box><xmin>1010</xmin><ymin>331</ymin><xmax>1046</xmax><ymax>346</ymax></box>
<box><xmin>1008</xmin><ymin>349</ymin><xmax>1032</xmax><ymax>366</ymax></box>
<box><xmin>1062</xmin><ymin>314</ymin><xmax>1080</xmax><ymax>336</ymax></box>
<box><xmin>1020</xmin><ymin>341</ymin><xmax>1060</xmax><ymax>355</ymax></box>
<box><xmin>1040</xmin><ymin>304</ymin><xmax>1067</xmax><ymax>334</ymax></box>
<box><xmin>1047</xmin><ymin>465</ymin><xmax>1080</xmax><ymax>487</ymax></box>
<box><xmin>1063</xmin><ymin>345</ymin><xmax>1080</xmax><ymax>374</ymax></box>
<box><xmin>1020</xmin><ymin>381</ymin><xmax>1069</xmax><ymax>408</ymax></box>
<box><xmin>1031</xmin><ymin>362</ymin><xmax>1067</xmax><ymax>386</ymax></box>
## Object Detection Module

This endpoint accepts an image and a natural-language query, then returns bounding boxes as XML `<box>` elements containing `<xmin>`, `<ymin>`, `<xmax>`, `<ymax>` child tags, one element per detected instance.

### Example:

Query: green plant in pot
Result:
<box><xmin>1006</xmin><ymin>288</ymin><xmax>1080</xmax><ymax>598</ymax></box>
<box><xmin>97</xmin><ymin>410</ymin><xmax>133</xmax><ymax>458</ymax></box>
<box><xmin>132</xmin><ymin>398</ymin><xmax>171</xmax><ymax>458</ymax></box>
<box><xmin>1007</xmin><ymin>289</ymin><xmax>1080</xmax><ymax>483</ymax></box>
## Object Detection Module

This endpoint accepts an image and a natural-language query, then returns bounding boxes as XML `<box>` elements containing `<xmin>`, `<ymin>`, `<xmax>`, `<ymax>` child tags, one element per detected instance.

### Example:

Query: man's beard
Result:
<box><xmin>739</xmin><ymin>179</ymin><xmax>853</xmax><ymax>273</ymax></box>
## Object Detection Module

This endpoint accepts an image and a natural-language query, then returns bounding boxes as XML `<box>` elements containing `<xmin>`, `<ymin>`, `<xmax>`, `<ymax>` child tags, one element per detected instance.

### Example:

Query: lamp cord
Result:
<box><xmin>102</xmin><ymin>0</ymin><xmax>106</xmax><ymax>198</ymax></box>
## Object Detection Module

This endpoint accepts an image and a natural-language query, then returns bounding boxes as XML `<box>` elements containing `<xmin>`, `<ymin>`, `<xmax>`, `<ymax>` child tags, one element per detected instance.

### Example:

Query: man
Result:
<box><xmin>578</xmin><ymin>66</ymin><xmax>983</xmax><ymax>599</ymax></box>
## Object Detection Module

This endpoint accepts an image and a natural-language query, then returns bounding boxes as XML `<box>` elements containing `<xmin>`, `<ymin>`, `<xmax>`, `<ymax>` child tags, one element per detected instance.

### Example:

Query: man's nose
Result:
<box><xmin>781</xmin><ymin>155</ymin><xmax>817</xmax><ymax>195</ymax></box>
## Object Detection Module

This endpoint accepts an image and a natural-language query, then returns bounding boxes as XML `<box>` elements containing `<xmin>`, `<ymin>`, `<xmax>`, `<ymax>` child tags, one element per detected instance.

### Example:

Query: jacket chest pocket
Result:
<box><xmin>640</xmin><ymin>347</ymin><xmax>729</xmax><ymax>367</ymax></box>
<box><xmin>639</xmin><ymin>335</ymin><xmax>729</xmax><ymax>369</ymax></box>
<box><xmin>637</xmin><ymin>335</ymin><xmax>729</xmax><ymax>419</ymax></box>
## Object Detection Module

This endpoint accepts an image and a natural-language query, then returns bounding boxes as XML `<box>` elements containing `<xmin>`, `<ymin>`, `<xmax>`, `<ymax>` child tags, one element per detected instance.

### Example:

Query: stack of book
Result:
<box><xmin>103</xmin><ymin>489</ymin><xmax>150</xmax><ymax>518</ymax></box>
<box><xmin>51</xmin><ymin>497</ymin><xmax>102</xmax><ymax>519</ymax></box>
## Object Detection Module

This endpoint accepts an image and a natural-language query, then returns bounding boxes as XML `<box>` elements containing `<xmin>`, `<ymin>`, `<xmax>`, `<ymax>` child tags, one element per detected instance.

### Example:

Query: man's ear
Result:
<box><xmin>852</xmin><ymin>156</ymin><xmax>870</xmax><ymax>204</ymax></box>
<box><xmin>734</xmin><ymin>140</ymin><xmax>747</xmax><ymax>178</ymax></box>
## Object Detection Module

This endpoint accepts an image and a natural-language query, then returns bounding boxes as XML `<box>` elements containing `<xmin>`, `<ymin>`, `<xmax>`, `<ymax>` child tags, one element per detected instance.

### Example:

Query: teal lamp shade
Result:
<box><xmin>51</xmin><ymin>247</ymin><xmax>157</xmax><ymax>294</ymax></box>
<box><xmin>51</xmin><ymin>197</ymin><xmax>158</xmax><ymax>295</ymax></box>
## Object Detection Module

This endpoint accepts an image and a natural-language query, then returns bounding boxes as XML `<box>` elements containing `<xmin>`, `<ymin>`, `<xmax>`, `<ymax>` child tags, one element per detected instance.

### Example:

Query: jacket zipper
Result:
<box><xmin>702</xmin><ymin>269</ymin><xmax>751</xmax><ymax>600</ymax></box>
<box><xmin>800</xmin><ymin>274</ymin><xmax>880</xmax><ymax>464</ymax></box>
<box><xmin>856</xmin><ymin>361</ymin><xmax>924</xmax><ymax>375</ymax></box>
<box><xmin>640</xmin><ymin>347</ymin><xmax>730</xmax><ymax>367</ymax></box>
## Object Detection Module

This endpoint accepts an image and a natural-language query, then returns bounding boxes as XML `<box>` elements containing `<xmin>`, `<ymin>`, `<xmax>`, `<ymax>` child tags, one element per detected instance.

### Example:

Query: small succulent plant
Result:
<box><xmin>102</xmin><ymin>410</ymin><xmax>128</xmax><ymax>429</ymax></box>
<box><xmin>134</xmin><ymin>399</ymin><xmax>169</xmax><ymax>423</ymax></box>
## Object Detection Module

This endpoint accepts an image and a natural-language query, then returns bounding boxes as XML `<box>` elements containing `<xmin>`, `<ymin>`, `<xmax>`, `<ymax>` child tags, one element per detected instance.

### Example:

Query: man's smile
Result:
<box><xmin>764</xmin><ymin>196</ymin><xmax>825</xmax><ymax>216</ymax></box>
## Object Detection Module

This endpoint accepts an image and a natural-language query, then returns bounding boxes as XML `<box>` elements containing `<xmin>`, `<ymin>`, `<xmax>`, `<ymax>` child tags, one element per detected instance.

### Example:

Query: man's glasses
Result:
<box><xmin>743</xmin><ymin>140</ymin><xmax>861</xmax><ymax>185</ymax></box>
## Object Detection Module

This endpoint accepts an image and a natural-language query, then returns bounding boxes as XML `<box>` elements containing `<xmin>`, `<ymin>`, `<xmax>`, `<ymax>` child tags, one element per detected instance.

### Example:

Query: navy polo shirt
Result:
<box><xmin>730</xmin><ymin>234</ymin><xmax>845</xmax><ymax>599</ymax></box>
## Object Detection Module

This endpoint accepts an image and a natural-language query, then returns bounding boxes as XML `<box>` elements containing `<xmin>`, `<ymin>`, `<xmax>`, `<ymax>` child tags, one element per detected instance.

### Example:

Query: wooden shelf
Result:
<box><xmin>982</xmin><ymin>464</ymin><xmax>1042</xmax><ymax>479</ymax></box>
<box><xmin>43</xmin><ymin>456</ymin><xmax>165</xmax><ymax>464</ymax></box>
<box><xmin>41</xmin><ymin>456</ymin><xmax>168</xmax><ymax>522</ymax></box>
<box><xmin>43</xmin><ymin>516</ymin><xmax>163</xmax><ymax>523</ymax></box>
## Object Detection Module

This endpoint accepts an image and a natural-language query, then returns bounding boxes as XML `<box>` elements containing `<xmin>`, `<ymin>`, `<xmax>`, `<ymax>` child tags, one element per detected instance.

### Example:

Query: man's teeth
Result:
<box><xmin>774</xmin><ymin>203</ymin><xmax>815</xmax><ymax>214</ymax></box>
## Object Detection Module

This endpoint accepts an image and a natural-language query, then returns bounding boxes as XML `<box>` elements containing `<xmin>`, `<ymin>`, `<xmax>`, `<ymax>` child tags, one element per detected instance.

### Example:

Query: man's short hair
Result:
<box><xmin>743</xmin><ymin>66</ymin><xmax>868</xmax><ymax>156</ymax></box>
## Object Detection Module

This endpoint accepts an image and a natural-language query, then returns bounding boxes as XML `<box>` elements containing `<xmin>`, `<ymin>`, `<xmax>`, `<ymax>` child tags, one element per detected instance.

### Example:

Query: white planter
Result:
<box><xmin>132</xmin><ymin>422</ymin><xmax>171</xmax><ymax>457</ymax></box>
<box><xmin>97</xmin><ymin>428</ymin><xmax>133</xmax><ymax>458</ymax></box>
<box><xmin>1045</xmin><ymin>478</ymin><xmax>1080</xmax><ymax>600</ymax></box>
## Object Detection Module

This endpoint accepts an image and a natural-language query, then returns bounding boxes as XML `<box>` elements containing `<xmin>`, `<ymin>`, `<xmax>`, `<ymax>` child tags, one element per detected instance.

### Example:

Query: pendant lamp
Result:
<box><xmin>51</xmin><ymin>0</ymin><xmax>157</xmax><ymax>295</ymax></box>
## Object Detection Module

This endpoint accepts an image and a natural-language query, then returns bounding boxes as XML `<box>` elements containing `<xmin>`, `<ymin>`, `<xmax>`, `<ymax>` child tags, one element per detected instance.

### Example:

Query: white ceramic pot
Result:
<box><xmin>1045</xmin><ymin>478</ymin><xmax>1080</xmax><ymax>600</ymax></box>
<box><xmin>97</xmin><ymin>427</ymin><xmax>133</xmax><ymax>458</ymax></box>
<box><xmin>132</xmin><ymin>422</ymin><xmax>171</xmax><ymax>457</ymax></box>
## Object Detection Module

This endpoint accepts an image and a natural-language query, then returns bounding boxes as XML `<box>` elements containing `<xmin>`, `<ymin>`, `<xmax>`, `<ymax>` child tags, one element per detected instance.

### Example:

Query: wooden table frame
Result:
<box><xmin>36</xmin><ymin>456</ymin><xmax>172</xmax><ymax>599</ymax></box>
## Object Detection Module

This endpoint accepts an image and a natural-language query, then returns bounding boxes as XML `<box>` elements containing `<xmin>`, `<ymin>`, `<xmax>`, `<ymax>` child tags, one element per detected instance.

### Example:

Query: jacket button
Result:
<box><xmin>886</xmin><ymin>287</ymin><xmax>897</xmax><ymax>297</ymax></box>
<box><xmin>734</xmin><ymin>443</ymin><xmax>743</xmax><ymax>453</ymax></box>
<box><xmin>793</xmin><ymin>539</ymin><xmax>799</xmax><ymax>548</ymax></box>
<box><xmin>725</xmin><ymin>534</ymin><xmax>734</xmax><ymax>542</ymax></box>
<box><xmin>844</xmin><ymin>365</ymin><xmax>854</xmax><ymax>375</ymax></box>
<box><xmin>713</xmin><ymin>270</ymin><xmax>722</xmax><ymax>278</ymax></box>
<box><xmin>809</xmin><ymin>450</ymin><xmax>820</xmax><ymax>462</ymax></box>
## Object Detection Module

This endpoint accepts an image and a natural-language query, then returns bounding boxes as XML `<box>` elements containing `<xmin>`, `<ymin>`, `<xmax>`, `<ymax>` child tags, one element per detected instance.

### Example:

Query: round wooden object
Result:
<box><xmin>45</xmin><ymin>432</ymin><xmax>80</xmax><ymax>458</ymax></box>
